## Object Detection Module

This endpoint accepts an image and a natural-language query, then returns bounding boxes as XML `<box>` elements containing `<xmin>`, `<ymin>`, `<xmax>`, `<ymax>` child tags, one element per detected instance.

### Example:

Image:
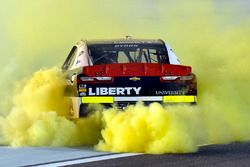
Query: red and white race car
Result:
<box><xmin>62</xmin><ymin>38</ymin><xmax>197</xmax><ymax>118</ymax></box>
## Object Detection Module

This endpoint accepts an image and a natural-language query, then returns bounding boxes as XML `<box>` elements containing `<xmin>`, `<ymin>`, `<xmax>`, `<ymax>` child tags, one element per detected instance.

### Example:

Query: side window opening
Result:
<box><xmin>148</xmin><ymin>49</ymin><xmax>158</xmax><ymax>63</ymax></box>
<box><xmin>62</xmin><ymin>46</ymin><xmax>78</xmax><ymax>70</ymax></box>
<box><xmin>137</xmin><ymin>49</ymin><xmax>147</xmax><ymax>63</ymax></box>
<box><xmin>92</xmin><ymin>50</ymin><xmax>118</xmax><ymax>65</ymax></box>
<box><xmin>118</xmin><ymin>51</ymin><xmax>129</xmax><ymax>63</ymax></box>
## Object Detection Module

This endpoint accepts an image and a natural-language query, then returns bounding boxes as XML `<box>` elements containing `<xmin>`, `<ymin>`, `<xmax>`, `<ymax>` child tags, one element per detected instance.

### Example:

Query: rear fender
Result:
<box><xmin>69</xmin><ymin>97</ymin><xmax>81</xmax><ymax>119</ymax></box>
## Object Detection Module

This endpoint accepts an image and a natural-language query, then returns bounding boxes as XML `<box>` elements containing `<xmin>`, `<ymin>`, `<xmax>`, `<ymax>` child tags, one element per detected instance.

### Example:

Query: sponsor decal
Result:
<box><xmin>78</xmin><ymin>50</ymin><xmax>84</xmax><ymax>57</ymax></box>
<box><xmin>79</xmin><ymin>84</ymin><xmax>87</xmax><ymax>95</ymax></box>
<box><xmin>80</xmin><ymin>92</ymin><xmax>86</xmax><ymax>96</ymax></box>
<box><xmin>79</xmin><ymin>88</ymin><xmax>87</xmax><ymax>92</ymax></box>
<box><xmin>75</xmin><ymin>59</ymin><xmax>81</xmax><ymax>65</ymax></box>
<box><xmin>79</xmin><ymin>84</ymin><xmax>87</xmax><ymax>88</ymax></box>
<box><xmin>114</xmin><ymin>44</ymin><xmax>138</xmax><ymax>48</ymax></box>
<box><xmin>129</xmin><ymin>77</ymin><xmax>141</xmax><ymax>81</ymax></box>
<box><xmin>155</xmin><ymin>90</ymin><xmax>186</xmax><ymax>95</ymax></box>
<box><xmin>88</xmin><ymin>87</ymin><xmax>142</xmax><ymax>95</ymax></box>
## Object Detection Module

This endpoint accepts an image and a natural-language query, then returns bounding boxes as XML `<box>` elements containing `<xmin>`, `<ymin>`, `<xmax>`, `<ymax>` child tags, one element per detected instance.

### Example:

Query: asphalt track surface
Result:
<box><xmin>76</xmin><ymin>142</ymin><xmax>250</xmax><ymax>167</ymax></box>
<box><xmin>1</xmin><ymin>142</ymin><xmax>250</xmax><ymax>167</ymax></box>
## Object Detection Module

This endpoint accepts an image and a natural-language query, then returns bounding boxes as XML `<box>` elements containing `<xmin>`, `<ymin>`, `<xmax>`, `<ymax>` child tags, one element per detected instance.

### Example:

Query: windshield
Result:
<box><xmin>88</xmin><ymin>43</ymin><xmax>169</xmax><ymax>65</ymax></box>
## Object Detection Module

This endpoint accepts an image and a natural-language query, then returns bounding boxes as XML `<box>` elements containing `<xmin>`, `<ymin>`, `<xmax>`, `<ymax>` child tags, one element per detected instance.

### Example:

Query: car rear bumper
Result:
<box><xmin>81</xmin><ymin>95</ymin><xmax>197</xmax><ymax>103</ymax></box>
<box><xmin>69</xmin><ymin>95</ymin><xmax>197</xmax><ymax>118</ymax></box>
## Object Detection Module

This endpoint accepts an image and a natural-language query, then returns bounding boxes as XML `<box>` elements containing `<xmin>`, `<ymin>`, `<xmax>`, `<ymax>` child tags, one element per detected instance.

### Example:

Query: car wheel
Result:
<box><xmin>79</xmin><ymin>104</ymin><xmax>90</xmax><ymax>117</ymax></box>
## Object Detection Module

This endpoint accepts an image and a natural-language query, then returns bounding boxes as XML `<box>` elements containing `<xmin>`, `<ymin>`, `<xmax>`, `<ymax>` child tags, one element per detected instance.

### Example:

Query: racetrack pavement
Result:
<box><xmin>73</xmin><ymin>142</ymin><xmax>250</xmax><ymax>167</ymax></box>
<box><xmin>1</xmin><ymin>142</ymin><xmax>250</xmax><ymax>167</ymax></box>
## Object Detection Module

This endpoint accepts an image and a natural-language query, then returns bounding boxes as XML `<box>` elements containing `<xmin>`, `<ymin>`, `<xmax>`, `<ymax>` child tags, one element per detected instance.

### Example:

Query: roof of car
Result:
<box><xmin>85</xmin><ymin>39</ymin><xmax>165</xmax><ymax>45</ymax></box>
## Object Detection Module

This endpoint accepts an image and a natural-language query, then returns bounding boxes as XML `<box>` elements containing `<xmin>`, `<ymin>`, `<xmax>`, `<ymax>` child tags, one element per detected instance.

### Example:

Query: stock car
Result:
<box><xmin>62</xmin><ymin>38</ymin><xmax>197</xmax><ymax>118</ymax></box>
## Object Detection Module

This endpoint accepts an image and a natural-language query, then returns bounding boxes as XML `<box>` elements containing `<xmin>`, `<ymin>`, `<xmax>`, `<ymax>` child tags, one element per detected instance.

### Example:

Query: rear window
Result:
<box><xmin>88</xmin><ymin>43</ymin><xmax>169</xmax><ymax>65</ymax></box>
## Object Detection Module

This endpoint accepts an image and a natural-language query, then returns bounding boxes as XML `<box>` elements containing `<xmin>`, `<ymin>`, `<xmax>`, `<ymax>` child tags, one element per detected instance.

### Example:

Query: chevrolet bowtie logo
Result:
<box><xmin>129</xmin><ymin>77</ymin><xmax>141</xmax><ymax>81</ymax></box>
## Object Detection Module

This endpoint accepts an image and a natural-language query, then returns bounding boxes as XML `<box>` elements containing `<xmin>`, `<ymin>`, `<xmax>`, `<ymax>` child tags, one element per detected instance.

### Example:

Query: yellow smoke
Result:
<box><xmin>1</xmin><ymin>68</ymin><xmax>102</xmax><ymax>146</ymax></box>
<box><xmin>0</xmin><ymin>0</ymin><xmax>250</xmax><ymax>154</ymax></box>
<box><xmin>95</xmin><ymin>19</ymin><xmax>250</xmax><ymax>153</ymax></box>
<box><xmin>96</xmin><ymin>103</ymin><xmax>203</xmax><ymax>153</ymax></box>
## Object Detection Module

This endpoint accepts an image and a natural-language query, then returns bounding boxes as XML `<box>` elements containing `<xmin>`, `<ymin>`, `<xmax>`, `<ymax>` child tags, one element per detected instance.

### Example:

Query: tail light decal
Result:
<box><xmin>161</xmin><ymin>76</ymin><xmax>179</xmax><ymax>81</ymax></box>
<box><xmin>163</xmin><ymin>95</ymin><xmax>196</xmax><ymax>103</ymax></box>
<box><xmin>161</xmin><ymin>74</ymin><xmax>193</xmax><ymax>81</ymax></box>
<box><xmin>79</xmin><ymin>76</ymin><xmax>113</xmax><ymax>82</ymax></box>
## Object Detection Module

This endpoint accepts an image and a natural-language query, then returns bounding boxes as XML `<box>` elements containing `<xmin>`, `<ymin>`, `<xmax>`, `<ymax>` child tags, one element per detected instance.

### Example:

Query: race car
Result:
<box><xmin>62</xmin><ymin>38</ymin><xmax>197</xmax><ymax>118</ymax></box>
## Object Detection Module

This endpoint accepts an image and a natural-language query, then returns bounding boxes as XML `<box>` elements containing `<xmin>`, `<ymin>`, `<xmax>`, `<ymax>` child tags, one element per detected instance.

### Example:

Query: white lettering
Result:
<box><xmin>124</xmin><ymin>87</ymin><xmax>133</xmax><ymax>95</ymax></box>
<box><xmin>87</xmin><ymin>87</ymin><xmax>142</xmax><ymax>95</ymax></box>
<box><xmin>96</xmin><ymin>87</ymin><xmax>100</xmax><ymax>95</ymax></box>
<box><xmin>155</xmin><ymin>90</ymin><xmax>186</xmax><ymax>95</ymax></box>
<box><xmin>88</xmin><ymin>88</ymin><xmax>96</xmax><ymax>95</ymax></box>
<box><xmin>117</xmin><ymin>87</ymin><xmax>125</xmax><ymax>95</ymax></box>
<box><xmin>109</xmin><ymin>87</ymin><xmax>116</xmax><ymax>95</ymax></box>
<box><xmin>100</xmin><ymin>88</ymin><xmax>108</xmax><ymax>95</ymax></box>
<box><xmin>133</xmin><ymin>87</ymin><xmax>141</xmax><ymax>95</ymax></box>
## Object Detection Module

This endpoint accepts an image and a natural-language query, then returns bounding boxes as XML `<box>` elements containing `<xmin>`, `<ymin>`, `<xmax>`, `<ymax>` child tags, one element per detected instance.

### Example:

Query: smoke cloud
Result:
<box><xmin>0</xmin><ymin>0</ymin><xmax>250</xmax><ymax>153</ymax></box>
<box><xmin>0</xmin><ymin>68</ymin><xmax>102</xmax><ymax>146</ymax></box>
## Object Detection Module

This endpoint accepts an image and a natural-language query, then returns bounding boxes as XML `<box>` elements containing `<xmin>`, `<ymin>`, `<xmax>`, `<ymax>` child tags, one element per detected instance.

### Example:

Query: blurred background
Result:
<box><xmin>0</xmin><ymin>0</ymin><xmax>249</xmax><ymax>114</ymax></box>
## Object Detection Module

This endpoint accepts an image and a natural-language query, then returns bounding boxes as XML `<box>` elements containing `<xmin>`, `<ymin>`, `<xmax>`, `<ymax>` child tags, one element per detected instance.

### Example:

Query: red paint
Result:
<box><xmin>82</xmin><ymin>63</ymin><xmax>191</xmax><ymax>77</ymax></box>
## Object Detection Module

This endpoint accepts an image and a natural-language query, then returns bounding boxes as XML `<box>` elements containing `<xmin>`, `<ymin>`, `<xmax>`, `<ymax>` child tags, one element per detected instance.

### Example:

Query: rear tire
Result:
<box><xmin>79</xmin><ymin>104</ymin><xmax>90</xmax><ymax>117</ymax></box>
<box><xmin>190</xmin><ymin>102</ymin><xmax>197</xmax><ymax>105</ymax></box>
